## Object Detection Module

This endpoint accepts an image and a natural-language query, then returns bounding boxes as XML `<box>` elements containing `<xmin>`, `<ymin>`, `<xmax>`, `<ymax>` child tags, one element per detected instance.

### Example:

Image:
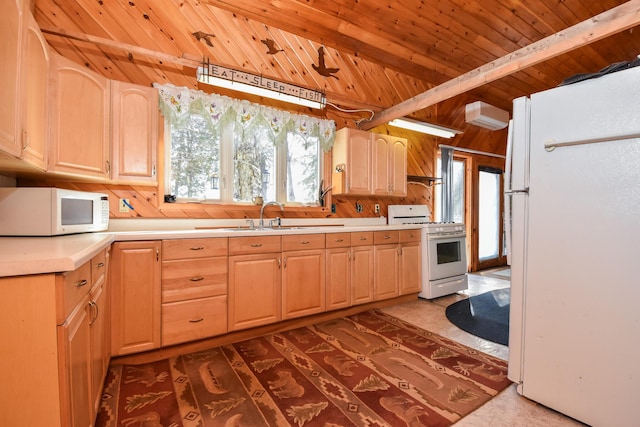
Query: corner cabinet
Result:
<box><xmin>111</xmin><ymin>81</ymin><xmax>159</xmax><ymax>184</ymax></box>
<box><xmin>110</xmin><ymin>241</ymin><xmax>161</xmax><ymax>355</ymax></box>
<box><xmin>0</xmin><ymin>247</ymin><xmax>111</xmax><ymax>427</ymax></box>
<box><xmin>332</xmin><ymin>128</ymin><xmax>407</xmax><ymax>196</ymax></box>
<box><xmin>49</xmin><ymin>53</ymin><xmax>111</xmax><ymax>179</ymax></box>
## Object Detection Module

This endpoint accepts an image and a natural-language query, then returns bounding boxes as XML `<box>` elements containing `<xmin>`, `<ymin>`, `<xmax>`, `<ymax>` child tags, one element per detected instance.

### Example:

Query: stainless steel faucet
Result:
<box><xmin>259</xmin><ymin>201</ymin><xmax>284</xmax><ymax>228</ymax></box>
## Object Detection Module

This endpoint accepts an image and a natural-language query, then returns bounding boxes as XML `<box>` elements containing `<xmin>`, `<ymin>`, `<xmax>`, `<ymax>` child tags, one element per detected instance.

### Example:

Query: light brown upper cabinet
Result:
<box><xmin>0</xmin><ymin>0</ymin><xmax>24</xmax><ymax>157</ymax></box>
<box><xmin>332</xmin><ymin>128</ymin><xmax>407</xmax><ymax>196</ymax></box>
<box><xmin>332</xmin><ymin>127</ymin><xmax>372</xmax><ymax>195</ymax></box>
<box><xmin>372</xmin><ymin>134</ymin><xmax>407</xmax><ymax>197</ymax></box>
<box><xmin>21</xmin><ymin>9</ymin><xmax>50</xmax><ymax>170</ymax></box>
<box><xmin>49</xmin><ymin>53</ymin><xmax>111</xmax><ymax>180</ymax></box>
<box><xmin>111</xmin><ymin>81</ymin><xmax>158</xmax><ymax>184</ymax></box>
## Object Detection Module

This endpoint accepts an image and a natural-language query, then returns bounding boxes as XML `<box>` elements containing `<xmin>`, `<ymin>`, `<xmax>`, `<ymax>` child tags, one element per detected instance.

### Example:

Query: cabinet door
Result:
<box><xmin>58</xmin><ymin>297</ymin><xmax>93</xmax><ymax>427</ymax></box>
<box><xmin>399</xmin><ymin>242</ymin><xmax>422</xmax><ymax>295</ymax></box>
<box><xmin>89</xmin><ymin>282</ymin><xmax>108</xmax><ymax>416</ymax></box>
<box><xmin>20</xmin><ymin>10</ymin><xmax>49</xmax><ymax>170</ymax></box>
<box><xmin>374</xmin><ymin>244</ymin><xmax>399</xmax><ymax>300</ymax></box>
<box><xmin>49</xmin><ymin>53</ymin><xmax>110</xmax><ymax>179</ymax></box>
<box><xmin>111</xmin><ymin>81</ymin><xmax>158</xmax><ymax>184</ymax></box>
<box><xmin>332</xmin><ymin>128</ymin><xmax>372</xmax><ymax>195</ymax></box>
<box><xmin>110</xmin><ymin>241</ymin><xmax>161</xmax><ymax>355</ymax></box>
<box><xmin>351</xmin><ymin>245</ymin><xmax>374</xmax><ymax>305</ymax></box>
<box><xmin>389</xmin><ymin>137</ymin><xmax>407</xmax><ymax>196</ymax></box>
<box><xmin>372</xmin><ymin>134</ymin><xmax>390</xmax><ymax>195</ymax></box>
<box><xmin>282</xmin><ymin>249</ymin><xmax>326</xmax><ymax>319</ymax></box>
<box><xmin>228</xmin><ymin>253</ymin><xmax>281</xmax><ymax>331</ymax></box>
<box><xmin>0</xmin><ymin>0</ymin><xmax>22</xmax><ymax>156</ymax></box>
<box><xmin>326</xmin><ymin>247</ymin><xmax>351</xmax><ymax>310</ymax></box>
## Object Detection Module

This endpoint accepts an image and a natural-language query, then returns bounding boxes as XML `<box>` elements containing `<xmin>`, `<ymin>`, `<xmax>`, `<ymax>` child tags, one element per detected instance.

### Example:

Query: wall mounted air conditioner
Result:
<box><xmin>465</xmin><ymin>101</ymin><xmax>509</xmax><ymax>130</ymax></box>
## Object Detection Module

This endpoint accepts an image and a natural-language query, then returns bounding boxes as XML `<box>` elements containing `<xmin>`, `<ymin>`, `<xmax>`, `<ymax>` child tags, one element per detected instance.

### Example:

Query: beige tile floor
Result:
<box><xmin>382</xmin><ymin>269</ymin><xmax>587</xmax><ymax>427</ymax></box>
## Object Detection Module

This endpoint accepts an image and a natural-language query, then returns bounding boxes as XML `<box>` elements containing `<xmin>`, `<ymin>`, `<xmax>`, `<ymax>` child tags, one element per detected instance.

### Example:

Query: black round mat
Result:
<box><xmin>445</xmin><ymin>288</ymin><xmax>510</xmax><ymax>346</ymax></box>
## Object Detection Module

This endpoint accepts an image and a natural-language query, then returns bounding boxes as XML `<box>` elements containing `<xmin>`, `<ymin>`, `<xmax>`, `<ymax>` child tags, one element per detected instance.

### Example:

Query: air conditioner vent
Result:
<box><xmin>465</xmin><ymin>101</ymin><xmax>509</xmax><ymax>130</ymax></box>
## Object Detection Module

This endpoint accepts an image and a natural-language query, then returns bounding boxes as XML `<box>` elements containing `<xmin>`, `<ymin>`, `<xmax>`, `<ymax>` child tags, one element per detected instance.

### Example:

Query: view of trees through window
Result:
<box><xmin>167</xmin><ymin>113</ymin><xmax>321</xmax><ymax>205</ymax></box>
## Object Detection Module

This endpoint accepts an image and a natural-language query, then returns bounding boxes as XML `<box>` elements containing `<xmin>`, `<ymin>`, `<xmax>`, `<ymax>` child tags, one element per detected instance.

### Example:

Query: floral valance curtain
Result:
<box><xmin>153</xmin><ymin>83</ymin><xmax>336</xmax><ymax>151</ymax></box>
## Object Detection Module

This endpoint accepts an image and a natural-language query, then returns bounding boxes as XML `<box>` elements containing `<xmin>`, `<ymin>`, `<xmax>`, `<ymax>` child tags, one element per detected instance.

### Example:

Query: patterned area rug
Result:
<box><xmin>97</xmin><ymin>309</ymin><xmax>511</xmax><ymax>426</ymax></box>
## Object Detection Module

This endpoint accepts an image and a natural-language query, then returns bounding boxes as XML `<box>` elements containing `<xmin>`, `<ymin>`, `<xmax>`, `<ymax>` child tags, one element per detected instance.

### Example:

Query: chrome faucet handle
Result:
<box><xmin>270</xmin><ymin>217</ymin><xmax>281</xmax><ymax>228</ymax></box>
<box><xmin>246</xmin><ymin>219</ymin><xmax>255</xmax><ymax>229</ymax></box>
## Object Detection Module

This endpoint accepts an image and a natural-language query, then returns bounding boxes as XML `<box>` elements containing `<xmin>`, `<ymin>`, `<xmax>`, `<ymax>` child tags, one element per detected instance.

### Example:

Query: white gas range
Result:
<box><xmin>388</xmin><ymin>205</ymin><xmax>468</xmax><ymax>299</ymax></box>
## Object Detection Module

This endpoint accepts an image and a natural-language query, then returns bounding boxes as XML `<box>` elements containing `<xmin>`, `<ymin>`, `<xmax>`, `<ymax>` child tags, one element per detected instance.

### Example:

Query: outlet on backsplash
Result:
<box><xmin>355</xmin><ymin>202</ymin><xmax>363</xmax><ymax>213</ymax></box>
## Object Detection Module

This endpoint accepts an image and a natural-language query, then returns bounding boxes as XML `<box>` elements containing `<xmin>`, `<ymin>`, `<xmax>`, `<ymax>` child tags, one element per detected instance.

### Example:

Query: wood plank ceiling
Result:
<box><xmin>33</xmin><ymin>0</ymin><xmax>640</xmax><ymax>129</ymax></box>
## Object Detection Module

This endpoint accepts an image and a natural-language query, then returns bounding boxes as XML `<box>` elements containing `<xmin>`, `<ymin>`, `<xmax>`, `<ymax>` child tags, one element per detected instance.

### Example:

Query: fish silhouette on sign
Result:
<box><xmin>261</xmin><ymin>38</ymin><xmax>284</xmax><ymax>55</ymax></box>
<box><xmin>312</xmin><ymin>46</ymin><xmax>340</xmax><ymax>80</ymax></box>
<box><xmin>192</xmin><ymin>31</ymin><xmax>215</xmax><ymax>47</ymax></box>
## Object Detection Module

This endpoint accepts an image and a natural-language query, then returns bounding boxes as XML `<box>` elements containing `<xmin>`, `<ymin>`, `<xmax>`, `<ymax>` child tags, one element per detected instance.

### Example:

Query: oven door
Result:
<box><xmin>426</xmin><ymin>232</ymin><xmax>468</xmax><ymax>281</ymax></box>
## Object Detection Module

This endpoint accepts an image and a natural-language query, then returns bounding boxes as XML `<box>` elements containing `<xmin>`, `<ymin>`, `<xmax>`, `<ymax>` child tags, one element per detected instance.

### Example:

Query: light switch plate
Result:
<box><xmin>119</xmin><ymin>199</ymin><xmax>130</xmax><ymax>212</ymax></box>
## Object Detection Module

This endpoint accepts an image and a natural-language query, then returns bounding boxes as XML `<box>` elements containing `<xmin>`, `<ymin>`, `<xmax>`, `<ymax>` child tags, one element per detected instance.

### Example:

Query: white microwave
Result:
<box><xmin>0</xmin><ymin>188</ymin><xmax>109</xmax><ymax>236</ymax></box>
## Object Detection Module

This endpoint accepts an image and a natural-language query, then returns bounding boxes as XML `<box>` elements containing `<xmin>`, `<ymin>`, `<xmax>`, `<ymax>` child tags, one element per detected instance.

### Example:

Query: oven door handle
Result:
<box><xmin>427</xmin><ymin>232</ymin><xmax>466</xmax><ymax>240</ymax></box>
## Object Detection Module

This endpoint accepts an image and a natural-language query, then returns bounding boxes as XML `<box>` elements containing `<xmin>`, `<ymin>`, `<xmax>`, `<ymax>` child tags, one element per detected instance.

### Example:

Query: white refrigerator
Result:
<box><xmin>505</xmin><ymin>64</ymin><xmax>640</xmax><ymax>427</ymax></box>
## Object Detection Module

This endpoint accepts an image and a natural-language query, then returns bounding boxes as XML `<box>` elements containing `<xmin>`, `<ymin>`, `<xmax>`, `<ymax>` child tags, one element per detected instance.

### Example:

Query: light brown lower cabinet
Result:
<box><xmin>351</xmin><ymin>231</ymin><xmax>375</xmax><ymax>305</ymax></box>
<box><xmin>228</xmin><ymin>252</ymin><xmax>282</xmax><ymax>331</ymax></box>
<box><xmin>0</xmin><ymin>247</ymin><xmax>110</xmax><ymax>427</ymax></box>
<box><xmin>282</xmin><ymin>234</ymin><xmax>326</xmax><ymax>319</ymax></box>
<box><xmin>325</xmin><ymin>232</ymin><xmax>352</xmax><ymax>310</ymax></box>
<box><xmin>374</xmin><ymin>230</ymin><xmax>400</xmax><ymax>300</ymax></box>
<box><xmin>399</xmin><ymin>229</ymin><xmax>422</xmax><ymax>295</ymax></box>
<box><xmin>110</xmin><ymin>241</ymin><xmax>161</xmax><ymax>355</ymax></box>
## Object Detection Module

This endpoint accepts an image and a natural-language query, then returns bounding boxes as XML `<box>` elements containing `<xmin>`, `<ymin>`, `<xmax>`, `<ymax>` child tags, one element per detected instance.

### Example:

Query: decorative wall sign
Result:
<box><xmin>198</xmin><ymin>59</ymin><xmax>326</xmax><ymax>108</ymax></box>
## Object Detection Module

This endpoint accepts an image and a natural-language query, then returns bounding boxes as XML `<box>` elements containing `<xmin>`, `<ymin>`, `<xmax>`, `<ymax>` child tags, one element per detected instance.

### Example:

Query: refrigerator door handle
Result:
<box><xmin>505</xmin><ymin>188</ymin><xmax>529</xmax><ymax>194</ymax></box>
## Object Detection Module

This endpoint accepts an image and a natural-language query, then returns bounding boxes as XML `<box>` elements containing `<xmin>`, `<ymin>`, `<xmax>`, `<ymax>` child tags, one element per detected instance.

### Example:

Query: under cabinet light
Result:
<box><xmin>197</xmin><ymin>62</ymin><xmax>326</xmax><ymax>110</ymax></box>
<box><xmin>388</xmin><ymin>118</ymin><xmax>462</xmax><ymax>138</ymax></box>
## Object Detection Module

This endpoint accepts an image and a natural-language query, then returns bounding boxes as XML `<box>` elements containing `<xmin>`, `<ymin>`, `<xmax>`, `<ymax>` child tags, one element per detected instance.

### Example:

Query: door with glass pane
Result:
<box><xmin>476</xmin><ymin>166</ymin><xmax>506</xmax><ymax>269</ymax></box>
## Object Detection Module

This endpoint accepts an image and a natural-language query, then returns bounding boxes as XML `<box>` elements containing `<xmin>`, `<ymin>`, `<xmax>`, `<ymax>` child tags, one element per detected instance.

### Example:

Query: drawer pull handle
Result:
<box><xmin>300</xmin><ymin>241</ymin><xmax>310</xmax><ymax>245</ymax></box>
<box><xmin>190</xmin><ymin>276</ymin><xmax>204</xmax><ymax>281</ymax></box>
<box><xmin>384</xmin><ymin>235</ymin><xmax>391</xmax><ymax>239</ymax></box>
<box><xmin>76</xmin><ymin>279</ymin><xmax>88</xmax><ymax>288</ymax></box>
<box><xmin>360</xmin><ymin>237</ymin><xmax>367</xmax><ymax>241</ymax></box>
<box><xmin>189</xmin><ymin>317</ymin><xmax>204</xmax><ymax>323</ymax></box>
<box><xmin>336</xmin><ymin>239</ymin><xmax>344</xmax><ymax>242</ymax></box>
<box><xmin>96</xmin><ymin>262</ymin><xmax>105</xmax><ymax>268</ymax></box>
<box><xmin>250</xmin><ymin>243</ymin><xmax>263</xmax><ymax>247</ymax></box>
<box><xmin>190</xmin><ymin>246</ymin><xmax>205</xmax><ymax>250</ymax></box>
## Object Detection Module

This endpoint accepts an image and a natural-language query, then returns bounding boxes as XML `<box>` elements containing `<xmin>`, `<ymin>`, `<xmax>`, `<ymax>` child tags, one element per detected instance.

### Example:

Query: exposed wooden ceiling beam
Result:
<box><xmin>358</xmin><ymin>0</ymin><xmax>640</xmax><ymax>130</ymax></box>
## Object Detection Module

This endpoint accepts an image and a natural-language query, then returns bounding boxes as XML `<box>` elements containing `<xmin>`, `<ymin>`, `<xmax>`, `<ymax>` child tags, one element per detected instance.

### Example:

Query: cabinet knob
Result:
<box><xmin>76</xmin><ymin>279</ymin><xmax>88</xmax><ymax>288</ymax></box>
<box><xmin>190</xmin><ymin>276</ymin><xmax>204</xmax><ymax>282</ymax></box>
<box><xmin>97</xmin><ymin>262</ymin><xmax>105</xmax><ymax>268</ymax></box>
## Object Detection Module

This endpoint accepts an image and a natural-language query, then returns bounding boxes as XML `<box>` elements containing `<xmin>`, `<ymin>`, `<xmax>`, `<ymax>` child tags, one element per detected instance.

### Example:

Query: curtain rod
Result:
<box><xmin>439</xmin><ymin>144</ymin><xmax>506</xmax><ymax>159</ymax></box>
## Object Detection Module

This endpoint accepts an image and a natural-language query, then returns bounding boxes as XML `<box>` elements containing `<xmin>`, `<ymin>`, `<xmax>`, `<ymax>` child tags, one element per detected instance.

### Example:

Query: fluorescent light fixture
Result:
<box><xmin>197</xmin><ymin>62</ymin><xmax>326</xmax><ymax>109</ymax></box>
<box><xmin>388</xmin><ymin>118</ymin><xmax>462</xmax><ymax>138</ymax></box>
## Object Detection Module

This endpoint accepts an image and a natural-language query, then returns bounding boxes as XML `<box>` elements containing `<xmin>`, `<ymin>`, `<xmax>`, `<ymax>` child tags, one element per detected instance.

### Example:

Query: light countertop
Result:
<box><xmin>0</xmin><ymin>233</ymin><xmax>115</xmax><ymax>277</ymax></box>
<box><xmin>0</xmin><ymin>221</ymin><xmax>422</xmax><ymax>278</ymax></box>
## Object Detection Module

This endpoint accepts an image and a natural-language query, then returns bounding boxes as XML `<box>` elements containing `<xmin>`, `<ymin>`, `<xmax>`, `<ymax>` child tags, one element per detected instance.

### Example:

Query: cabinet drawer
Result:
<box><xmin>91</xmin><ymin>249</ymin><xmax>107</xmax><ymax>286</ymax></box>
<box><xmin>229</xmin><ymin>235</ymin><xmax>281</xmax><ymax>255</ymax></box>
<box><xmin>374</xmin><ymin>230</ymin><xmax>399</xmax><ymax>244</ymax></box>
<box><xmin>399</xmin><ymin>229</ymin><xmax>422</xmax><ymax>243</ymax></box>
<box><xmin>56</xmin><ymin>261</ymin><xmax>92</xmax><ymax>324</ymax></box>
<box><xmin>162</xmin><ymin>257</ymin><xmax>227</xmax><ymax>303</ymax></box>
<box><xmin>282</xmin><ymin>233</ymin><xmax>325</xmax><ymax>251</ymax></box>
<box><xmin>162</xmin><ymin>238</ymin><xmax>228</xmax><ymax>260</ymax></box>
<box><xmin>162</xmin><ymin>295</ymin><xmax>227</xmax><ymax>346</ymax></box>
<box><xmin>326</xmin><ymin>232</ymin><xmax>351</xmax><ymax>248</ymax></box>
<box><xmin>351</xmin><ymin>231</ymin><xmax>374</xmax><ymax>247</ymax></box>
